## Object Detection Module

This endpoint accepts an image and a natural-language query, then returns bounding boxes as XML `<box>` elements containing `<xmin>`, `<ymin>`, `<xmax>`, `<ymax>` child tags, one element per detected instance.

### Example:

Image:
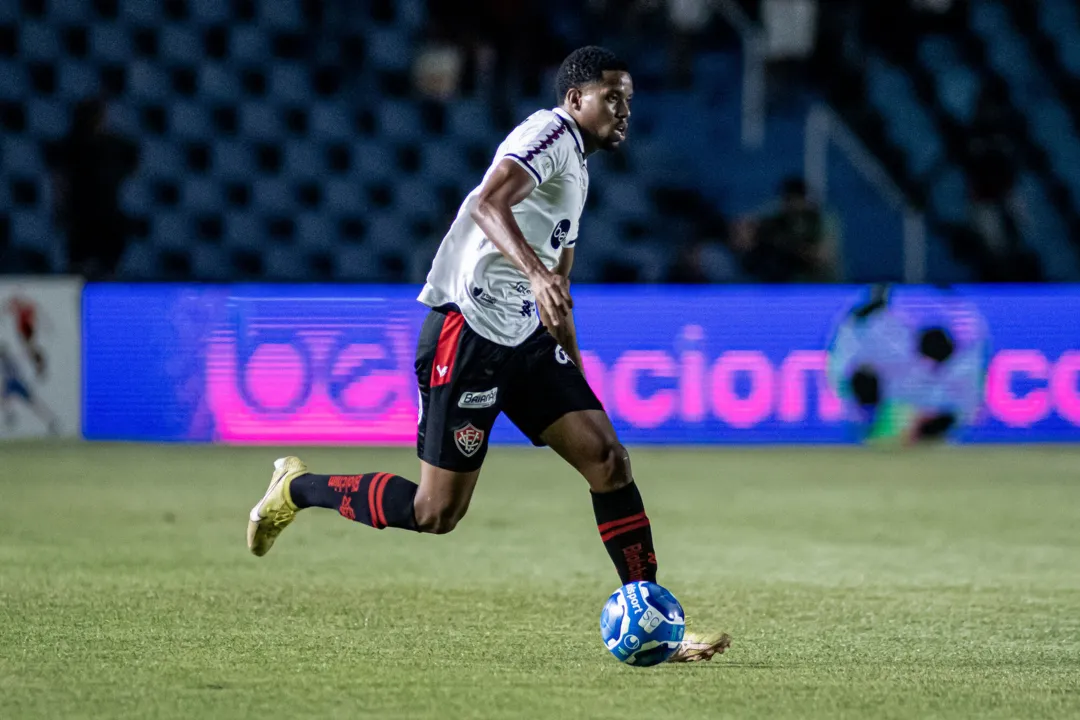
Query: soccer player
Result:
<box><xmin>247</xmin><ymin>47</ymin><xmax>730</xmax><ymax>662</ymax></box>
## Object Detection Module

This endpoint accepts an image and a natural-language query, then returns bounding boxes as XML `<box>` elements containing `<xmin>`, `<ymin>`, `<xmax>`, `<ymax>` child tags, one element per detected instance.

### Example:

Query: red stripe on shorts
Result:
<box><xmin>431</xmin><ymin>311</ymin><xmax>465</xmax><ymax>387</ymax></box>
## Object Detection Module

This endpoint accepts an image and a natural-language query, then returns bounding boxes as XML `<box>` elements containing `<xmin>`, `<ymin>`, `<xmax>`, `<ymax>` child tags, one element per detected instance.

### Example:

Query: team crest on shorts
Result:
<box><xmin>454</xmin><ymin>423</ymin><xmax>484</xmax><ymax>457</ymax></box>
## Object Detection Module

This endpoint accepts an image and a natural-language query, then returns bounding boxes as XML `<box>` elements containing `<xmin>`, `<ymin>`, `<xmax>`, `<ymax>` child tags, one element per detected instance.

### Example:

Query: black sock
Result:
<box><xmin>290</xmin><ymin>473</ymin><xmax>418</xmax><ymax>530</ymax></box>
<box><xmin>591</xmin><ymin>482</ymin><xmax>658</xmax><ymax>584</ymax></box>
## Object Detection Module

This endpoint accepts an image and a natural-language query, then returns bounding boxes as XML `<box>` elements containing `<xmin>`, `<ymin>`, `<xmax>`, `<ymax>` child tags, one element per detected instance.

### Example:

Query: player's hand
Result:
<box><xmin>530</xmin><ymin>269</ymin><xmax>572</xmax><ymax>327</ymax></box>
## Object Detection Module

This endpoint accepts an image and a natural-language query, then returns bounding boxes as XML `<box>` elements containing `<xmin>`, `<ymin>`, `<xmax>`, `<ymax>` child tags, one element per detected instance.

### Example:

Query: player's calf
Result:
<box><xmin>592</xmin><ymin>475</ymin><xmax>658</xmax><ymax>585</ymax></box>
<box><xmin>542</xmin><ymin>411</ymin><xmax>659</xmax><ymax>585</ymax></box>
<box><xmin>580</xmin><ymin>439</ymin><xmax>661</xmax><ymax>585</ymax></box>
<box><xmin>288</xmin><ymin>461</ymin><xmax>478</xmax><ymax>535</ymax></box>
<box><xmin>290</xmin><ymin>471</ymin><xmax>419</xmax><ymax>531</ymax></box>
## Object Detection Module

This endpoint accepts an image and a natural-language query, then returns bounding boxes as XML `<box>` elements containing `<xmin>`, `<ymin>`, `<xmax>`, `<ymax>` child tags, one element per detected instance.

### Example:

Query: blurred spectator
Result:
<box><xmin>666</xmin><ymin>241</ymin><xmax>711</xmax><ymax>284</ymax></box>
<box><xmin>762</xmin><ymin>0</ymin><xmax>819</xmax><ymax>111</ymax></box>
<box><xmin>733</xmin><ymin>177</ymin><xmax>841</xmax><ymax>282</ymax></box>
<box><xmin>46</xmin><ymin>99</ymin><xmax>139</xmax><ymax>280</ymax></box>
<box><xmin>762</xmin><ymin>0</ymin><xmax>818</xmax><ymax>60</ymax></box>
<box><xmin>421</xmin><ymin>0</ymin><xmax>566</xmax><ymax>104</ymax></box>
<box><xmin>415</xmin><ymin>0</ymin><xmax>473</xmax><ymax>100</ymax></box>
<box><xmin>908</xmin><ymin>0</ymin><xmax>969</xmax><ymax>33</ymax></box>
<box><xmin>667</xmin><ymin>0</ymin><xmax>715</xmax><ymax>89</ymax></box>
<box><xmin>413</xmin><ymin>42</ymin><xmax>467</xmax><ymax>100</ymax></box>
<box><xmin>962</xmin><ymin>83</ymin><xmax>1025</xmax><ymax>274</ymax></box>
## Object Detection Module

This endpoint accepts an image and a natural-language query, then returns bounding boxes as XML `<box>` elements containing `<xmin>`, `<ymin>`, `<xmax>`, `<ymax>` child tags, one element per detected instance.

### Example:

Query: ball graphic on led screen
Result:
<box><xmin>826</xmin><ymin>285</ymin><xmax>990</xmax><ymax>444</ymax></box>
<box><xmin>600</xmin><ymin>581</ymin><xmax>685</xmax><ymax>666</ymax></box>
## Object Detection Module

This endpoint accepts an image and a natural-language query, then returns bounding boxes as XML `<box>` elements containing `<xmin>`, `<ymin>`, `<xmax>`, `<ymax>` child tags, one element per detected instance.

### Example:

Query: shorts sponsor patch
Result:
<box><xmin>458</xmin><ymin>388</ymin><xmax>498</xmax><ymax>409</ymax></box>
<box><xmin>454</xmin><ymin>423</ymin><xmax>485</xmax><ymax>457</ymax></box>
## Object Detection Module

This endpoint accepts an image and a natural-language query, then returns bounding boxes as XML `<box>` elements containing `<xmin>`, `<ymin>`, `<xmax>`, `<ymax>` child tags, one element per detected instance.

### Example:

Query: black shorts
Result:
<box><xmin>415</xmin><ymin>305</ymin><xmax>604</xmax><ymax>472</ymax></box>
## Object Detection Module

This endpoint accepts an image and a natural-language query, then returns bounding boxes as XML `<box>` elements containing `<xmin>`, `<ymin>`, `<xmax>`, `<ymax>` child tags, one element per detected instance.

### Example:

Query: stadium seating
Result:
<box><xmin>1</xmin><ymin>1</ymin><xmax>1078</xmax><ymax>282</ymax></box>
<box><xmin>965</xmin><ymin>0</ymin><xmax>1080</xmax><ymax>277</ymax></box>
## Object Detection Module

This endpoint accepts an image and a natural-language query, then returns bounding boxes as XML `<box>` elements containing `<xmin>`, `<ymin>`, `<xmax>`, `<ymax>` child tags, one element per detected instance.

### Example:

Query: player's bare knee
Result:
<box><xmin>428</xmin><ymin>510</ymin><xmax>463</xmax><ymax>535</ymax></box>
<box><xmin>594</xmin><ymin>440</ymin><xmax>632</xmax><ymax>492</ymax></box>
<box><xmin>414</xmin><ymin>502</ymin><xmax>465</xmax><ymax>535</ymax></box>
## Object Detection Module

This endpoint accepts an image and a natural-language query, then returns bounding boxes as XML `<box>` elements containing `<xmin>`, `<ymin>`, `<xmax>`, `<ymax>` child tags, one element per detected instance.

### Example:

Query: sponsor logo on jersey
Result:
<box><xmin>458</xmin><ymin>388</ymin><xmax>498</xmax><ymax>409</ymax></box>
<box><xmin>454</xmin><ymin>423</ymin><xmax>485</xmax><ymax>457</ymax></box>
<box><xmin>549</xmin><ymin>218</ymin><xmax>572</xmax><ymax>249</ymax></box>
<box><xmin>435</xmin><ymin>364</ymin><xmax>449</xmax><ymax>378</ymax></box>
<box><xmin>470</xmin><ymin>285</ymin><xmax>497</xmax><ymax>306</ymax></box>
<box><xmin>520</xmin><ymin>300</ymin><xmax>535</xmax><ymax>318</ymax></box>
<box><xmin>512</xmin><ymin>282</ymin><xmax>533</xmax><ymax>296</ymax></box>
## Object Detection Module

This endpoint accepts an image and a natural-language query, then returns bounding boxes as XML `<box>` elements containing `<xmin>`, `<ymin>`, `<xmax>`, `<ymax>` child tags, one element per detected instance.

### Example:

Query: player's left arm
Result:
<box><xmin>544</xmin><ymin>248</ymin><xmax>585</xmax><ymax>372</ymax></box>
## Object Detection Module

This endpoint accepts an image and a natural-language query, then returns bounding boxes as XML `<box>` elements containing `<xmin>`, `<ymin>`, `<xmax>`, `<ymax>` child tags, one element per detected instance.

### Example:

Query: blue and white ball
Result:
<box><xmin>600</xmin><ymin>581</ymin><xmax>685</xmax><ymax>666</ymax></box>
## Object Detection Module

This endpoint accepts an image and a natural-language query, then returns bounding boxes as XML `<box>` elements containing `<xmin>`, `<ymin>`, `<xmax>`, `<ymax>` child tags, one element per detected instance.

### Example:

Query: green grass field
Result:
<box><xmin>2</xmin><ymin>443</ymin><xmax>1080</xmax><ymax>719</ymax></box>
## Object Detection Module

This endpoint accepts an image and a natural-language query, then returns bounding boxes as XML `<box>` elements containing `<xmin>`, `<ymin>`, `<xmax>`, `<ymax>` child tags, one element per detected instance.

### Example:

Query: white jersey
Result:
<box><xmin>418</xmin><ymin>107</ymin><xmax>589</xmax><ymax>346</ymax></box>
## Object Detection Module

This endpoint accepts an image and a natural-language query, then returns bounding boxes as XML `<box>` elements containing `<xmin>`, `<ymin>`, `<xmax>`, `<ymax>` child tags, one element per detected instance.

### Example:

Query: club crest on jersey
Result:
<box><xmin>454</xmin><ymin>423</ymin><xmax>485</xmax><ymax>457</ymax></box>
<box><xmin>550</xmin><ymin>219</ymin><xmax>572</xmax><ymax>249</ymax></box>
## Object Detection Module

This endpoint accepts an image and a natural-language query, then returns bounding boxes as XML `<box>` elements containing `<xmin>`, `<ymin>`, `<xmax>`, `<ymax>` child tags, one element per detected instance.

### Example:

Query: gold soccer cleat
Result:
<box><xmin>246</xmin><ymin>456</ymin><xmax>307</xmax><ymax>557</ymax></box>
<box><xmin>667</xmin><ymin>631</ymin><xmax>732</xmax><ymax>663</ymax></box>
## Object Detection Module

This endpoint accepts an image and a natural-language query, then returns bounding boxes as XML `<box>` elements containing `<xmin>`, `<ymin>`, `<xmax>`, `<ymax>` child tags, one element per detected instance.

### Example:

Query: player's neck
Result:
<box><xmin>557</xmin><ymin>106</ymin><xmax>597</xmax><ymax>157</ymax></box>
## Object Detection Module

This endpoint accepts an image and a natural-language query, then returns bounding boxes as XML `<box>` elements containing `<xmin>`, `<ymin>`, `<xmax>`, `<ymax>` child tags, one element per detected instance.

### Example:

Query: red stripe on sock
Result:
<box><xmin>431</xmin><ymin>311</ymin><xmax>464</xmax><ymax>387</ymax></box>
<box><xmin>367</xmin><ymin>472</ymin><xmax>386</xmax><ymax>528</ymax></box>
<box><xmin>373</xmin><ymin>473</ymin><xmax>390</xmax><ymax>529</ymax></box>
<box><xmin>600</xmin><ymin>517</ymin><xmax>651</xmax><ymax>543</ymax></box>
<box><xmin>597</xmin><ymin>511</ymin><xmax>648</xmax><ymax>534</ymax></box>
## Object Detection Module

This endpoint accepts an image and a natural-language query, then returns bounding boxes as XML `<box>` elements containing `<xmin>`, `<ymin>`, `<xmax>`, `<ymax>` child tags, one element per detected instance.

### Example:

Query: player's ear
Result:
<box><xmin>565</xmin><ymin>86</ymin><xmax>583</xmax><ymax>111</ymax></box>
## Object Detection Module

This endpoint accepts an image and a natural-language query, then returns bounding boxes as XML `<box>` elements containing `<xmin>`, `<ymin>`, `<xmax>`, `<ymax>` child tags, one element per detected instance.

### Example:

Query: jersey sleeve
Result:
<box><xmin>502</xmin><ymin>119</ymin><xmax>572</xmax><ymax>188</ymax></box>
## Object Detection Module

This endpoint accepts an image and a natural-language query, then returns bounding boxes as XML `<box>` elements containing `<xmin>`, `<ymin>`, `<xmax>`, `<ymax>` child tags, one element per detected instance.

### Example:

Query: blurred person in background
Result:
<box><xmin>0</xmin><ymin>294</ymin><xmax>60</xmax><ymax>435</ymax></box>
<box><xmin>908</xmin><ymin>0</ymin><xmax>969</xmax><ymax>33</ymax></box>
<box><xmin>961</xmin><ymin>82</ymin><xmax>1029</xmax><ymax>280</ymax></box>
<box><xmin>421</xmin><ymin>0</ymin><xmax>566</xmax><ymax>107</ymax></box>
<box><xmin>665</xmin><ymin>241</ymin><xmax>711</xmax><ymax>284</ymax></box>
<box><xmin>46</xmin><ymin>98</ymin><xmax>139</xmax><ymax>280</ymax></box>
<box><xmin>761</xmin><ymin>0</ymin><xmax>818</xmax><ymax>110</ymax></box>
<box><xmin>667</xmin><ymin>0</ymin><xmax>716</xmax><ymax>89</ymax></box>
<box><xmin>733</xmin><ymin>177</ymin><xmax>840</xmax><ymax>283</ymax></box>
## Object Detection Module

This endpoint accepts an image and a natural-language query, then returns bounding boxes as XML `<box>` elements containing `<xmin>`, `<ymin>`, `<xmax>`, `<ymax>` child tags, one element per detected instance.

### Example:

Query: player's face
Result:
<box><xmin>578</xmin><ymin>71</ymin><xmax>633</xmax><ymax>152</ymax></box>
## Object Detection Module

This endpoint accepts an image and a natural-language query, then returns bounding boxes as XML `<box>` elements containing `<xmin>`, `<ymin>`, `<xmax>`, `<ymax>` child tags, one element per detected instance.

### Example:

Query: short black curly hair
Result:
<box><xmin>554</xmin><ymin>46</ymin><xmax>629</xmax><ymax>104</ymax></box>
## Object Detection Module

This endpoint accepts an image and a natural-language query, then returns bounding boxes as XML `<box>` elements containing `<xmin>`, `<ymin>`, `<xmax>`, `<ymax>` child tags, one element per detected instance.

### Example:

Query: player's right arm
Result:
<box><xmin>544</xmin><ymin>247</ymin><xmax>584</xmax><ymax>370</ymax></box>
<box><xmin>470</xmin><ymin>159</ymin><xmax>573</xmax><ymax>327</ymax></box>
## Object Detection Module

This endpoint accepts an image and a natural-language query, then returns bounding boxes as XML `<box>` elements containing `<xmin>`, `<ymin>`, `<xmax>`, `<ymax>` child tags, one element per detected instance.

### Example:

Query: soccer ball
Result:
<box><xmin>600</xmin><ymin>581</ymin><xmax>685</xmax><ymax>666</ymax></box>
